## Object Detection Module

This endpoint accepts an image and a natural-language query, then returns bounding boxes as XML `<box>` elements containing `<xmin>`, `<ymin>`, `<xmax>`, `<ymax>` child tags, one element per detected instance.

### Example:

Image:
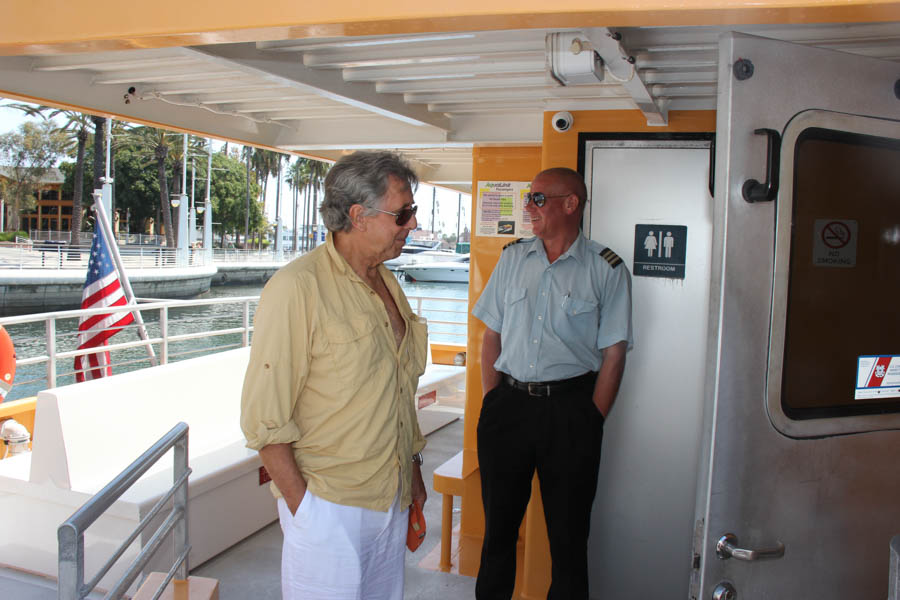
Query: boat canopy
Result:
<box><xmin>0</xmin><ymin>3</ymin><xmax>897</xmax><ymax>192</ymax></box>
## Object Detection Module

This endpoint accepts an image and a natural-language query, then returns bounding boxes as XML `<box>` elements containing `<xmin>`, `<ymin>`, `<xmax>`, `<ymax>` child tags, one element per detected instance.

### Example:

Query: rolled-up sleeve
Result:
<box><xmin>240</xmin><ymin>272</ymin><xmax>311</xmax><ymax>450</ymax></box>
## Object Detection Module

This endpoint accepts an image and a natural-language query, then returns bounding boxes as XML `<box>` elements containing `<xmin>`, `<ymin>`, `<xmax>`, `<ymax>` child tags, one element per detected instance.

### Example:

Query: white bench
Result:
<box><xmin>0</xmin><ymin>343</ymin><xmax>468</xmax><ymax>592</ymax></box>
<box><xmin>0</xmin><ymin>347</ymin><xmax>274</xmax><ymax>591</ymax></box>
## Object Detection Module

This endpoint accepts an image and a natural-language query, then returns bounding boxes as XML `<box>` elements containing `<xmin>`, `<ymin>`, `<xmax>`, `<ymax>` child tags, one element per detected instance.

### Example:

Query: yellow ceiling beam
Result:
<box><xmin>3</xmin><ymin>0</ymin><xmax>899</xmax><ymax>55</ymax></box>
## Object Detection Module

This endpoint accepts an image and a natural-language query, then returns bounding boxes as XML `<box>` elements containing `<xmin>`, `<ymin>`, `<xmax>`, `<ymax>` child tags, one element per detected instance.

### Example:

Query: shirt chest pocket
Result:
<box><xmin>554</xmin><ymin>296</ymin><xmax>599</xmax><ymax>339</ymax></box>
<box><xmin>503</xmin><ymin>286</ymin><xmax>528</xmax><ymax>321</ymax></box>
<box><xmin>326</xmin><ymin>312</ymin><xmax>384</xmax><ymax>387</ymax></box>
<box><xmin>405</xmin><ymin>318</ymin><xmax>428</xmax><ymax>377</ymax></box>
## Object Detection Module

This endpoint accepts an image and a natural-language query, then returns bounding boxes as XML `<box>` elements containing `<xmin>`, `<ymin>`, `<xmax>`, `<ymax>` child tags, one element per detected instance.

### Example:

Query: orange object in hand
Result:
<box><xmin>407</xmin><ymin>502</ymin><xmax>426</xmax><ymax>552</ymax></box>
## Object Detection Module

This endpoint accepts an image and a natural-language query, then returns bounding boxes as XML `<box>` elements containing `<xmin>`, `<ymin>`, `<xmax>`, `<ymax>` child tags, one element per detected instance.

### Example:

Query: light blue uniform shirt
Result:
<box><xmin>473</xmin><ymin>233</ymin><xmax>633</xmax><ymax>383</ymax></box>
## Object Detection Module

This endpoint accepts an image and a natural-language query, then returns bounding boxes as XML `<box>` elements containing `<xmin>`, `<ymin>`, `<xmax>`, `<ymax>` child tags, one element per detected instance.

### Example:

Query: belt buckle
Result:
<box><xmin>527</xmin><ymin>382</ymin><xmax>546</xmax><ymax>397</ymax></box>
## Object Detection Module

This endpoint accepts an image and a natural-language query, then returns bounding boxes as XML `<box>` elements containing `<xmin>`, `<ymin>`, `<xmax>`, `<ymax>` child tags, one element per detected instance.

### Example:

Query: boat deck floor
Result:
<box><xmin>1</xmin><ymin>418</ymin><xmax>475</xmax><ymax>600</ymax></box>
<box><xmin>194</xmin><ymin>418</ymin><xmax>475</xmax><ymax>600</ymax></box>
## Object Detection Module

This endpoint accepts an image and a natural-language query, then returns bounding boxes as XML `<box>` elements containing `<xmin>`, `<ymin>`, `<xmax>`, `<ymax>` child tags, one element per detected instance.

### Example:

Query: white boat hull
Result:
<box><xmin>400</xmin><ymin>263</ymin><xmax>469</xmax><ymax>283</ymax></box>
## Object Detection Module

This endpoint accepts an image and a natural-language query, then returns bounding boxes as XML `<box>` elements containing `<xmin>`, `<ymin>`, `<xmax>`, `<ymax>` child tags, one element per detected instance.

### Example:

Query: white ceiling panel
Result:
<box><xmin>1</xmin><ymin>22</ymin><xmax>898</xmax><ymax>189</ymax></box>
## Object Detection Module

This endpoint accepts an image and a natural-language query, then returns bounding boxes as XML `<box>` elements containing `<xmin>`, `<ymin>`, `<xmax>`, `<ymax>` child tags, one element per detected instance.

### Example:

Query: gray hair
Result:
<box><xmin>320</xmin><ymin>151</ymin><xmax>419</xmax><ymax>232</ymax></box>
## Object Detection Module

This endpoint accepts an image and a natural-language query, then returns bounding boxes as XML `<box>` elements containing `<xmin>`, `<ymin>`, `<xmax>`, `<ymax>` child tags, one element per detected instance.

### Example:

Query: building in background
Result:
<box><xmin>0</xmin><ymin>167</ymin><xmax>70</xmax><ymax>235</ymax></box>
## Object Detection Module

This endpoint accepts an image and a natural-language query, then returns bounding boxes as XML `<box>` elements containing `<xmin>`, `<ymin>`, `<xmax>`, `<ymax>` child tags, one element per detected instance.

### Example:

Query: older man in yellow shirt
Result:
<box><xmin>241</xmin><ymin>151</ymin><xmax>428</xmax><ymax>600</ymax></box>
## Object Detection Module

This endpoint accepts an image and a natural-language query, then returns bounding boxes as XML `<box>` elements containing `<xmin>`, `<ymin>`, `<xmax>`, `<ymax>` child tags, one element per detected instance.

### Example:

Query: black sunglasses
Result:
<box><xmin>523</xmin><ymin>192</ymin><xmax>570</xmax><ymax>208</ymax></box>
<box><xmin>372</xmin><ymin>204</ymin><xmax>418</xmax><ymax>226</ymax></box>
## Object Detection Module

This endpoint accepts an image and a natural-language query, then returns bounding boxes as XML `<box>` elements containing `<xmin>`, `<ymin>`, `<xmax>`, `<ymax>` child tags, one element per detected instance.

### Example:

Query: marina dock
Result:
<box><xmin>0</xmin><ymin>244</ymin><xmax>289</xmax><ymax>315</ymax></box>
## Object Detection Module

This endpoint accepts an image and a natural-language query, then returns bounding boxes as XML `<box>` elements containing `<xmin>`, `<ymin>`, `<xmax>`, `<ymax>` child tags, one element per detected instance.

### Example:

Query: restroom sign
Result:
<box><xmin>813</xmin><ymin>219</ymin><xmax>857</xmax><ymax>268</ymax></box>
<box><xmin>633</xmin><ymin>224</ymin><xmax>687</xmax><ymax>279</ymax></box>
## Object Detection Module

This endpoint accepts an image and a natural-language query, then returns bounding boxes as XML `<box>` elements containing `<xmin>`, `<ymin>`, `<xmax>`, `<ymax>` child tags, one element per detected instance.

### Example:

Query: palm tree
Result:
<box><xmin>126</xmin><ymin>126</ymin><xmax>179</xmax><ymax>247</ymax></box>
<box><xmin>239</xmin><ymin>146</ymin><xmax>280</xmax><ymax>249</ymax></box>
<box><xmin>304</xmin><ymin>159</ymin><xmax>330</xmax><ymax>250</ymax></box>
<box><xmin>285</xmin><ymin>158</ymin><xmax>309</xmax><ymax>253</ymax></box>
<box><xmin>7</xmin><ymin>104</ymin><xmax>92</xmax><ymax>246</ymax></box>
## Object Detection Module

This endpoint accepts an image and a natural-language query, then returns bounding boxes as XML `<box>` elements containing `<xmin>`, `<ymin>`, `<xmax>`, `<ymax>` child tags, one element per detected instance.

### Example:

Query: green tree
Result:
<box><xmin>0</xmin><ymin>121</ymin><xmax>67</xmax><ymax>231</ymax></box>
<box><xmin>107</xmin><ymin>144</ymin><xmax>162</xmax><ymax>234</ymax></box>
<box><xmin>210</xmin><ymin>151</ymin><xmax>262</xmax><ymax>246</ymax></box>
<box><xmin>125</xmin><ymin>126</ymin><xmax>181</xmax><ymax>247</ymax></box>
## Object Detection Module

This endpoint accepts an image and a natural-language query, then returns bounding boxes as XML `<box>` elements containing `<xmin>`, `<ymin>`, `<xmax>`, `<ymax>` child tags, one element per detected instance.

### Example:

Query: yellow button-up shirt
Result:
<box><xmin>240</xmin><ymin>232</ymin><xmax>428</xmax><ymax>511</ymax></box>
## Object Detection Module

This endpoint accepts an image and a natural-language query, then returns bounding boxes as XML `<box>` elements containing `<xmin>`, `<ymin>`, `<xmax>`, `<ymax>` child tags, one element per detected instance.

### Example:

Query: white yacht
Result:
<box><xmin>399</xmin><ymin>255</ymin><xmax>469</xmax><ymax>283</ymax></box>
<box><xmin>383</xmin><ymin>240</ymin><xmax>455</xmax><ymax>270</ymax></box>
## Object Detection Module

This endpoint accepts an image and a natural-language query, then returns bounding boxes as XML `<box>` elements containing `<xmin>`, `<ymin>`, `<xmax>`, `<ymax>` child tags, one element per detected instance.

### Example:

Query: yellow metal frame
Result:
<box><xmin>3</xmin><ymin>1</ymin><xmax>899</xmax><ymax>56</ymax></box>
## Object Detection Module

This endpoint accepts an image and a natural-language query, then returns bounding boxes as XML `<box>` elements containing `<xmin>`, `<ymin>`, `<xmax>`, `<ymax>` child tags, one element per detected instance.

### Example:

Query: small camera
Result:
<box><xmin>551</xmin><ymin>111</ymin><xmax>573</xmax><ymax>133</ymax></box>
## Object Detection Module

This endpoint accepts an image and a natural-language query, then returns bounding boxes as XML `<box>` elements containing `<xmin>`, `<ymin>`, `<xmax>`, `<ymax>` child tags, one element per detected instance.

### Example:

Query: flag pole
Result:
<box><xmin>91</xmin><ymin>190</ymin><xmax>158</xmax><ymax>366</ymax></box>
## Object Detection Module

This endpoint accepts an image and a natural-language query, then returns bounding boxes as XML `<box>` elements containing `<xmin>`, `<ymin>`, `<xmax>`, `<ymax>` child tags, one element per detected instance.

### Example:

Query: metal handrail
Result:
<box><xmin>30</xmin><ymin>230</ymin><xmax>167</xmax><ymax>247</ymax></box>
<box><xmin>1</xmin><ymin>245</ymin><xmax>212</xmax><ymax>270</ymax></box>
<box><xmin>0</xmin><ymin>293</ymin><xmax>467</xmax><ymax>401</ymax></box>
<box><xmin>211</xmin><ymin>248</ymin><xmax>288</xmax><ymax>262</ymax></box>
<box><xmin>0</xmin><ymin>296</ymin><xmax>260</xmax><ymax>398</ymax></box>
<box><xmin>58</xmin><ymin>422</ymin><xmax>191</xmax><ymax>600</ymax></box>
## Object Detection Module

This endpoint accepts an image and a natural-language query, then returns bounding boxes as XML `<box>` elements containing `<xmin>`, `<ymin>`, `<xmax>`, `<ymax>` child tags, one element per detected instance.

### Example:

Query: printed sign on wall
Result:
<box><xmin>633</xmin><ymin>224</ymin><xmax>688</xmax><ymax>279</ymax></box>
<box><xmin>475</xmin><ymin>181</ymin><xmax>534</xmax><ymax>238</ymax></box>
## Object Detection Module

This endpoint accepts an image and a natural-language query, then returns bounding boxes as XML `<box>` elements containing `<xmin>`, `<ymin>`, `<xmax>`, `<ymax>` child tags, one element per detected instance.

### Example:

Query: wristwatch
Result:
<box><xmin>412</xmin><ymin>452</ymin><xmax>423</xmax><ymax>466</ymax></box>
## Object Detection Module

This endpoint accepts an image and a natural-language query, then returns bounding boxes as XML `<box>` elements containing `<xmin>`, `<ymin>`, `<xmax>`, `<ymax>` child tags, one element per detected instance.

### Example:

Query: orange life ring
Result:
<box><xmin>0</xmin><ymin>325</ymin><xmax>15</xmax><ymax>400</ymax></box>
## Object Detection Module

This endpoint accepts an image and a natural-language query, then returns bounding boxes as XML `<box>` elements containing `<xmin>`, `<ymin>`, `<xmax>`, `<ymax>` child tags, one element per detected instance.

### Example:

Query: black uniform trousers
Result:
<box><xmin>475</xmin><ymin>372</ymin><xmax>604</xmax><ymax>600</ymax></box>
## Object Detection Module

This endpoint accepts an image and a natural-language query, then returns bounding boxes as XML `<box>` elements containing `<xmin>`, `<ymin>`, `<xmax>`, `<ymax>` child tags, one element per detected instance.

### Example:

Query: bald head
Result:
<box><xmin>536</xmin><ymin>167</ymin><xmax>587</xmax><ymax>212</ymax></box>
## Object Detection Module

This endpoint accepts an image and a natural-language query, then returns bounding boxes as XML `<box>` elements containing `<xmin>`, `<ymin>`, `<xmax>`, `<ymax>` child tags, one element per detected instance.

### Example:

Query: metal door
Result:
<box><xmin>584</xmin><ymin>138</ymin><xmax>714</xmax><ymax>599</ymax></box>
<box><xmin>695</xmin><ymin>33</ymin><xmax>900</xmax><ymax>599</ymax></box>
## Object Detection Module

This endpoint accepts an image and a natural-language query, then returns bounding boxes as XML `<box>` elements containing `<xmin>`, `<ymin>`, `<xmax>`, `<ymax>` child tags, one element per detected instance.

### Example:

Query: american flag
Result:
<box><xmin>74</xmin><ymin>227</ymin><xmax>135</xmax><ymax>382</ymax></box>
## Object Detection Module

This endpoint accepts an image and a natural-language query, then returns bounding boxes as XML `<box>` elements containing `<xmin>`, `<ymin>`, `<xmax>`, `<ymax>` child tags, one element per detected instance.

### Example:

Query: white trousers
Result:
<box><xmin>277</xmin><ymin>488</ymin><xmax>408</xmax><ymax>600</ymax></box>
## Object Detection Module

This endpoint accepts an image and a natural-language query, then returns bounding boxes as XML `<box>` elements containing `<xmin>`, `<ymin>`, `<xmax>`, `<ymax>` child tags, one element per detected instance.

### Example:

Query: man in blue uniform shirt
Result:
<box><xmin>472</xmin><ymin>167</ymin><xmax>633</xmax><ymax>600</ymax></box>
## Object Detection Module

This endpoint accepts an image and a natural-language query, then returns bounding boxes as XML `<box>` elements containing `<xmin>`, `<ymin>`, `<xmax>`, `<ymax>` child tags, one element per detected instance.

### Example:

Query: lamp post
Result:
<box><xmin>171</xmin><ymin>193</ymin><xmax>188</xmax><ymax>266</ymax></box>
<box><xmin>172</xmin><ymin>134</ymin><xmax>189</xmax><ymax>266</ymax></box>
<box><xmin>457</xmin><ymin>192</ymin><xmax>462</xmax><ymax>248</ymax></box>
<box><xmin>203</xmin><ymin>139</ymin><xmax>213</xmax><ymax>263</ymax></box>
<box><xmin>189</xmin><ymin>157</ymin><xmax>197</xmax><ymax>246</ymax></box>
<box><xmin>274</xmin><ymin>154</ymin><xmax>284</xmax><ymax>261</ymax></box>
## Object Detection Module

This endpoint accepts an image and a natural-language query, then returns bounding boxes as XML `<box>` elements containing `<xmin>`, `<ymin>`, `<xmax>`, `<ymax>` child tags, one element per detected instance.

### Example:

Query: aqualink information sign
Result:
<box><xmin>633</xmin><ymin>225</ymin><xmax>687</xmax><ymax>279</ymax></box>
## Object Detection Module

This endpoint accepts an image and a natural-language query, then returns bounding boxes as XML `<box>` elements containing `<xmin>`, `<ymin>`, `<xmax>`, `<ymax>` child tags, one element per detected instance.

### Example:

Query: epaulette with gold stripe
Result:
<box><xmin>503</xmin><ymin>238</ymin><xmax>524</xmax><ymax>250</ymax></box>
<box><xmin>599</xmin><ymin>247</ymin><xmax>623</xmax><ymax>268</ymax></box>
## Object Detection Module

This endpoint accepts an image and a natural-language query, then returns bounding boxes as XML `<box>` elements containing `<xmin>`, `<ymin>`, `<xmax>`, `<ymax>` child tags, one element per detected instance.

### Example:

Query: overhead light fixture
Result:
<box><xmin>170</xmin><ymin>195</ymin><xmax>181</xmax><ymax>208</ymax></box>
<box><xmin>546</xmin><ymin>32</ymin><xmax>604</xmax><ymax>86</ymax></box>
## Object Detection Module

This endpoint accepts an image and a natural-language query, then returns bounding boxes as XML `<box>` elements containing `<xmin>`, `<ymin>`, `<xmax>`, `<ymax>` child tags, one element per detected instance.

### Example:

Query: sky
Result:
<box><xmin>0</xmin><ymin>99</ymin><xmax>472</xmax><ymax>238</ymax></box>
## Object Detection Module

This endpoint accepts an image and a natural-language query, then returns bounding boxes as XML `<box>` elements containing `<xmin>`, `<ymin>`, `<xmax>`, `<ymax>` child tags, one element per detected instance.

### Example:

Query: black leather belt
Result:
<box><xmin>502</xmin><ymin>372</ymin><xmax>596</xmax><ymax>397</ymax></box>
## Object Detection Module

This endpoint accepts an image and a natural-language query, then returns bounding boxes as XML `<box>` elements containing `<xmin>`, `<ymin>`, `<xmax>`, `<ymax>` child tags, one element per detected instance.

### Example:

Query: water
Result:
<box><xmin>201</xmin><ymin>276</ymin><xmax>469</xmax><ymax>345</ymax></box>
<box><xmin>2</xmin><ymin>275</ymin><xmax>468</xmax><ymax>403</ymax></box>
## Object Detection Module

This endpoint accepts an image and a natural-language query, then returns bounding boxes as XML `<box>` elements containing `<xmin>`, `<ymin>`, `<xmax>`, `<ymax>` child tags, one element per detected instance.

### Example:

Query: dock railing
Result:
<box><xmin>0</xmin><ymin>294</ymin><xmax>467</xmax><ymax>403</ymax></box>
<box><xmin>58</xmin><ymin>422</ymin><xmax>191</xmax><ymax>600</ymax></box>
<box><xmin>0</xmin><ymin>244</ymin><xmax>210</xmax><ymax>269</ymax></box>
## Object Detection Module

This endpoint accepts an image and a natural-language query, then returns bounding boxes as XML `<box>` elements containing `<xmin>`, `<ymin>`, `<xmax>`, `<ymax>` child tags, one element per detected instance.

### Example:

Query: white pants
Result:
<box><xmin>277</xmin><ymin>489</ymin><xmax>408</xmax><ymax>600</ymax></box>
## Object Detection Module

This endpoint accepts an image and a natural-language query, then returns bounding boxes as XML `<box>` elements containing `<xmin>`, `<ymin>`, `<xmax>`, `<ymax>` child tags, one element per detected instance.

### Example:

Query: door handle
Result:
<box><xmin>741</xmin><ymin>128</ymin><xmax>781</xmax><ymax>203</ymax></box>
<box><xmin>716</xmin><ymin>533</ymin><xmax>785</xmax><ymax>561</ymax></box>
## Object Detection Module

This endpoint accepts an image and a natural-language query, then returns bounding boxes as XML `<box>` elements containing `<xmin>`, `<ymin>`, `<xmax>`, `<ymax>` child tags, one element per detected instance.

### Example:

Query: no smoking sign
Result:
<box><xmin>813</xmin><ymin>219</ymin><xmax>857</xmax><ymax>268</ymax></box>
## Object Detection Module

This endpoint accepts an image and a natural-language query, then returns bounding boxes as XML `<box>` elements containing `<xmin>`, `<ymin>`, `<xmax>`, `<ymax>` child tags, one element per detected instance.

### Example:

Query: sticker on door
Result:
<box><xmin>813</xmin><ymin>219</ymin><xmax>857</xmax><ymax>268</ymax></box>
<box><xmin>855</xmin><ymin>355</ymin><xmax>900</xmax><ymax>399</ymax></box>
